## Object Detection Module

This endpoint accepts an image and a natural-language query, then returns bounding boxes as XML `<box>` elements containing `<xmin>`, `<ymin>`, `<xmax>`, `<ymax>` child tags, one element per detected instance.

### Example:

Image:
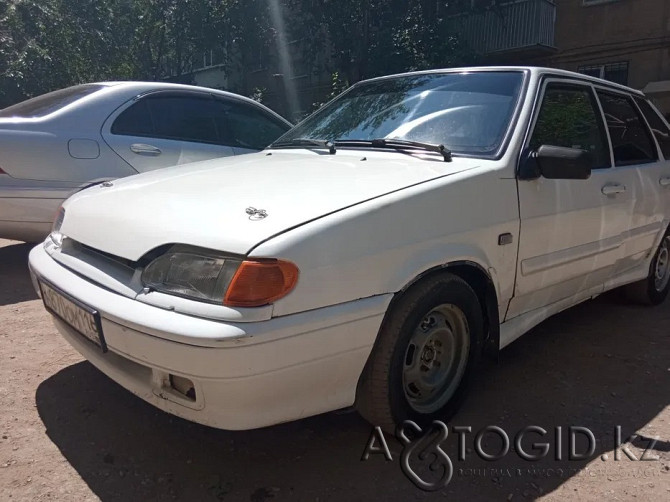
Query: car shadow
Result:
<box><xmin>0</xmin><ymin>242</ymin><xmax>39</xmax><ymax>306</ymax></box>
<box><xmin>35</xmin><ymin>292</ymin><xmax>670</xmax><ymax>501</ymax></box>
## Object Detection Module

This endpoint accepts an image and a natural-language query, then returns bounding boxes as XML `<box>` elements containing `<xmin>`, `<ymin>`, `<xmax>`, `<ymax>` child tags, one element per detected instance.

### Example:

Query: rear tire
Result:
<box><xmin>624</xmin><ymin>233</ymin><xmax>670</xmax><ymax>305</ymax></box>
<box><xmin>355</xmin><ymin>273</ymin><xmax>483</xmax><ymax>433</ymax></box>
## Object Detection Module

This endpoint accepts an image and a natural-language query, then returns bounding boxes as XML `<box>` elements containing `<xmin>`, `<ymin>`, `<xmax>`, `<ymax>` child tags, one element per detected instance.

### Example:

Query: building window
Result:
<box><xmin>198</xmin><ymin>49</ymin><xmax>225</xmax><ymax>70</ymax></box>
<box><xmin>578</xmin><ymin>62</ymin><xmax>629</xmax><ymax>86</ymax></box>
<box><xmin>251</xmin><ymin>45</ymin><xmax>270</xmax><ymax>72</ymax></box>
<box><xmin>582</xmin><ymin>0</ymin><xmax>621</xmax><ymax>6</ymax></box>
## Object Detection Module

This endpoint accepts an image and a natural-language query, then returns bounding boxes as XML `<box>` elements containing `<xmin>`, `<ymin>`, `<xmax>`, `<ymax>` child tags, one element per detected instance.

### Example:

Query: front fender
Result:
<box><xmin>387</xmin><ymin>241</ymin><xmax>499</xmax><ymax>296</ymax></box>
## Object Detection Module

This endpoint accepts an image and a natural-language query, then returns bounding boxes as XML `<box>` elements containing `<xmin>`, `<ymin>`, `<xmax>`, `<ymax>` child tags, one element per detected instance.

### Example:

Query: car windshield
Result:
<box><xmin>0</xmin><ymin>84</ymin><xmax>105</xmax><ymax>118</ymax></box>
<box><xmin>273</xmin><ymin>71</ymin><xmax>525</xmax><ymax>157</ymax></box>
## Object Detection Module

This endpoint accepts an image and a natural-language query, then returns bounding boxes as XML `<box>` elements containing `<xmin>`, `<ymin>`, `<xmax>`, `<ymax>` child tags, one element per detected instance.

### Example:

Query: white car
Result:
<box><xmin>28</xmin><ymin>67</ymin><xmax>670</xmax><ymax>431</ymax></box>
<box><xmin>0</xmin><ymin>82</ymin><xmax>291</xmax><ymax>242</ymax></box>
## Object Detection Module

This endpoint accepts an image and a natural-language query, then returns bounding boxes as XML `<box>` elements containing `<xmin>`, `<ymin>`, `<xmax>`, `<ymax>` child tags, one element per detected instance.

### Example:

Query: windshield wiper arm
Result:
<box><xmin>271</xmin><ymin>138</ymin><xmax>336</xmax><ymax>154</ymax></box>
<box><xmin>272</xmin><ymin>137</ymin><xmax>452</xmax><ymax>161</ymax></box>
<box><xmin>370</xmin><ymin>138</ymin><xmax>452</xmax><ymax>162</ymax></box>
<box><xmin>334</xmin><ymin>138</ymin><xmax>452</xmax><ymax>162</ymax></box>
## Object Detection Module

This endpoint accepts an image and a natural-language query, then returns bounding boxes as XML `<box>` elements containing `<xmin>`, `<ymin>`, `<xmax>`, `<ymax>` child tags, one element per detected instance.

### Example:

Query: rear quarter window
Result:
<box><xmin>635</xmin><ymin>97</ymin><xmax>670</xmax><ymax>159</ymax></box>
<box><xmin>0</xmin><ymin>84</ymin><xmax>105</xmax><ymax>118</ymax></box>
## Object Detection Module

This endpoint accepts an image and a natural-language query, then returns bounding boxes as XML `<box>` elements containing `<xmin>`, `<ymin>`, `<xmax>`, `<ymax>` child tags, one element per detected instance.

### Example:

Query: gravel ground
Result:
<box><xmin>0</xmin><ymin>237</ymin><xmax>668</xmax><ymax>501</ymax></box>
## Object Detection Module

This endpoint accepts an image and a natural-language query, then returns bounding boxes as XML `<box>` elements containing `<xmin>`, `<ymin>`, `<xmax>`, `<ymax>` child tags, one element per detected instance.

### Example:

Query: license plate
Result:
<box><xmin>39</xmin><ymin>280</ymin><xmax>107</xmax><ymax>352</ymax></box>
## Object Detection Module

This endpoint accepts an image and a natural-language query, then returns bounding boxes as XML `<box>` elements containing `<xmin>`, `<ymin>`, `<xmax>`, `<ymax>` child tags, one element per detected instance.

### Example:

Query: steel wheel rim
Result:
<box><xmin>654</xmin><ymin>236</ymin><xmax>670</xmax><ymax>292</ymax></box>
<box><xmin>402</xmin><ymin>303</ymin><xmax>470</xmax><ymax>414</ymax></box>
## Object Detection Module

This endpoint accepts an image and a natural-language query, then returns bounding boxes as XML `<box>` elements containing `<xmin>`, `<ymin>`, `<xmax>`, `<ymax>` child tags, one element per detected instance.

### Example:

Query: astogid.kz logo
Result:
<box><xmin>361</xmin><ymin>421</ymin><xmax>663</xmax><ymax>492</ymax></box>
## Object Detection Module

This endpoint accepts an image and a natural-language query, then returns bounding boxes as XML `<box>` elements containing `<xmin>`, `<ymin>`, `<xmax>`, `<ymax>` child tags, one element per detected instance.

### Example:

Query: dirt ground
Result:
<box><xmin>0</xmin><ymin>237</ymin><xmax>668</xmax><ymax>501</ymax></box>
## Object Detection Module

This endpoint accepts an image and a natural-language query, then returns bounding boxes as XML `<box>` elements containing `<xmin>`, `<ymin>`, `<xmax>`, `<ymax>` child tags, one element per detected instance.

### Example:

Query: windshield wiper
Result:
<box><xmin>334</xmin><ymin>138</ymin><xmax>452</xmax><ymax>162</ymax></box>
<box><xmin>271</xmin><ymin>138</ymin><xmax>336</xmax><ymax>154</ymax></box>
<box><xmin>271</xmin><ymin>137</ymin><xmax>452</xmax><ymax>161</ymax></box>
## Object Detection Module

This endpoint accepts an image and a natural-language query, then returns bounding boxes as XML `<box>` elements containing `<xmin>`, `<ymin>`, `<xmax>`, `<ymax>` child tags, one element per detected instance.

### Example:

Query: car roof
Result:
<box><xmin>357</xmin><ymin>66</ymin><xmax>645</xmax><ymax>97</ymax></box>
<box><xmin>68</xmin><ymin>81</ymin><xmax>292</xmax><ymax>125</ymax></box>
<box><xmin>95</xmin><ymin>81</ymin><xmax>261</xmax><ymax>103</ymax></box>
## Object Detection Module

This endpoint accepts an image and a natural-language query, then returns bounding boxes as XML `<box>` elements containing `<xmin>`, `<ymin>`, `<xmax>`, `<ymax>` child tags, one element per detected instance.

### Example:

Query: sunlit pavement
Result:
<box><xmin>0</xmin><ymin>238</ymin><xmax>668</xmax><ymax>501</ymax></box>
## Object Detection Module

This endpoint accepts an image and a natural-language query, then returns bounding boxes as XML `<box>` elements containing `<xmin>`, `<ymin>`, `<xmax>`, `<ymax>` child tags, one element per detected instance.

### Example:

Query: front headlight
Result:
<box><xmin>48</xmin><ymin>206</ymin><xmax>66</xmax><ymax>248</ymax></box>
<box><xmin>141</xmin><ymin>245</ymin><xmax>299</xmax><ymax>307</ymax></box>
<box><xmin>141</xmin><ymin>245</ymin><xmax>241</xmax><ymax>303</ymax></box>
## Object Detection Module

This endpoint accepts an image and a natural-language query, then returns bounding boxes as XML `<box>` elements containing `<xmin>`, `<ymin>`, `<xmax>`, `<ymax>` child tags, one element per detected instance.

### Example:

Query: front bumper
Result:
<box><xmin>29</xmin><ymin>244</ymin><xmax>391</xmax><ymax>430</ymax></box>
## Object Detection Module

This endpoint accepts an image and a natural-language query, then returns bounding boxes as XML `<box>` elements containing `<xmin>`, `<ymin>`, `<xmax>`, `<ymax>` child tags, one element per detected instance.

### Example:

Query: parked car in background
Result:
<box><xmin>0</xmin><ymin>82</ymin><xmax>292</xmax><ymax>242</ymax></box>
<box><xmin>29</xmin><ymin>67</ymin><xmax>670</xmax><ymax>431</ymax></box>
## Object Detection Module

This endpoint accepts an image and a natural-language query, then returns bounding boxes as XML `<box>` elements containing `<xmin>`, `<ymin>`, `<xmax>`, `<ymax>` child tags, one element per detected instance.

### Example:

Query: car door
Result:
<box><xmin>634</xmin><ymin>95</ymin><xmax>670</xmax><ymax>236</ymax></box>
<box><xmin>101</xmin><ymin>91</ymin><xmax>234</xmax><ymax>172</ymax></box>
<box><xmin>507</xmin><ymin>79</ymin><xmax>629</xmax><ymax>320</ymax></box>
<box><xmin>211</xmin><ymin>96</ymin><xmax>292</xmax><ymax>155</ymax></box>
<box><xmin>594</xmin><ymin>90</ymin><xmax>666</xmax><ymax>282</ymax></box>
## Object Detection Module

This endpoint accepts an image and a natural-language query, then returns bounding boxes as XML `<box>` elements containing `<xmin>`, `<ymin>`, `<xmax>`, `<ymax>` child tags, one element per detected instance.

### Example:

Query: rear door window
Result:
<box><xmin>596</xmin><ymin>91</ymin><xmax>657</xmax><ymax>166</ymax></box>
<box><xmin>634</xmin><ymin>97</ymin><xmax>670</xmax><ymax>159</ymax></box>
<box><xmin>112</xmin><ymin>93</ymin><xmax>220</xmax><ymax>144</ymax></box>
<box><xmin>149</xmin><ymin>95</ymin><xmax>219</xmax><ymax>144</ymax></box>
<box><xmin>110</xmin><ymin>98</ymin><xmax>154</xmax><ymax>136</ymax></box>
<box><xmin>0</xmin><ymin>84</ymin><xmax>105</xmax><ymax>118</ymax></box>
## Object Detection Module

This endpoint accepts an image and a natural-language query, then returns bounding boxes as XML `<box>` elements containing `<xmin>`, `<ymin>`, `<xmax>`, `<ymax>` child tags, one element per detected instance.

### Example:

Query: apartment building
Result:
<box><xmin>458</xmin><ymin>0</ymin><xmax>670</xmax><ymax>113</ymax></box>
<box><xmin>552</xmin><ymin>0</ymin><xmax>670</xmax><ymax>112</ymax></box>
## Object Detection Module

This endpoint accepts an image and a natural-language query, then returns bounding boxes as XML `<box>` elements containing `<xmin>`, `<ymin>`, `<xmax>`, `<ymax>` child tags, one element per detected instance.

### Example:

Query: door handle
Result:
<box><xmin>601</xmin><ymin>184</ymin><xmax>626</xmax><ymax>195</ymax></box>
<box><xmin>130</xmin><ymin>143</ymin><xmax>162</xmax><ymax>156</ymax></box>
<box><xmin>660</xmin><ymin>177</ymin><xmax>670</xmax><ymax>187</ymax></box>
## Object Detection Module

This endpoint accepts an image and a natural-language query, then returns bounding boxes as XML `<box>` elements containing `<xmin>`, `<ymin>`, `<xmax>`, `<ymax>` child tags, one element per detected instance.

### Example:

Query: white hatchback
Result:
<box><xmin>29</xmin><ymin>67</ymin><xmax>670</xmax><ymax>431</ymax></box>
<box><xmin>0</xmin><ymin>82</ymin><xmax>291</xmax><ymax>242</ymax></box>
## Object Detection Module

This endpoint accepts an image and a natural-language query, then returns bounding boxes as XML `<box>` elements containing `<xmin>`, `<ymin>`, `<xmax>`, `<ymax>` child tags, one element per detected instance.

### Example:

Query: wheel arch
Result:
<box><xmin>392</xmin><ymin>261</ymin><xmax>500</xmax><ymax>358</ymax></box>
<box><xmin>354</xmin><ymin>260</ymin><xmax>499</xmax><ymax>425</ymax></box>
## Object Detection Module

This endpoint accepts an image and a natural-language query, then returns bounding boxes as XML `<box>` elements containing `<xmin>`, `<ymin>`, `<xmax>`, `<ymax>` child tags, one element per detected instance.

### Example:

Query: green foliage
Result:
<box><xmin>285</xmin><ymin>0</ymin><xmax>475</xmax><ymax>83</ymax></box>
<box><xmin>311</xmin><ymin>71</ymin><xmax>349</xmax><ymax>111</ymax></box>
<box><xmin>250</xmin><ymin>87</ymin><xmax>266</xmax><ymax>104</ymax></box>
<box><xmin>0</xmin><ymin>0</ymin><xmax>475</xmax><ymax>108</ymax></box>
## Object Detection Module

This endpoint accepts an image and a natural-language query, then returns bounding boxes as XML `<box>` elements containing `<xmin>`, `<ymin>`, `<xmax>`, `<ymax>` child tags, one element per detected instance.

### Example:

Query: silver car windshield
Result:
<box><xmin>274</xmin><ymin>71</ymin><xmax>525</xmax><ymax>157</ymax></box>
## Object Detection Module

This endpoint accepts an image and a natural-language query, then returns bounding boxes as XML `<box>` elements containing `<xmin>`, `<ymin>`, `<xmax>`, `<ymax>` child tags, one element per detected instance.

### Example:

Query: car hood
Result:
<box><xmin>60</xmin><ymin>150</ymin><xmax>480</xmax><ymax>260</ymax></box>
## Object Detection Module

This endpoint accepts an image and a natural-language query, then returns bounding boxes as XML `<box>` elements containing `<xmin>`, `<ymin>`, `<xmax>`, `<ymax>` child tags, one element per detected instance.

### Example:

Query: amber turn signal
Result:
<box><xmin>223</xmin><ymin>259</ymin><xmax>299</xmax><ymax>307</ymax></box>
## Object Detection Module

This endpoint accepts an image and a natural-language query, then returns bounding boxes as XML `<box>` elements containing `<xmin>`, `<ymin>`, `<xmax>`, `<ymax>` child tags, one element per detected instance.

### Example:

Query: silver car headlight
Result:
<box><xmin>141</xmin><ymin>245</ymin><xmax>242</xmax><ymax>303</ymax></box>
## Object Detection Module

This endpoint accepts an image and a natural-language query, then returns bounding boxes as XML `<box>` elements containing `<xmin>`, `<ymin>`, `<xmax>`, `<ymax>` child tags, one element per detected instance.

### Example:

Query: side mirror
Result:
<box><xmin>535</xmin><ymin>145</ymin><xmax>592</xmax><ymax>180</ymax></box>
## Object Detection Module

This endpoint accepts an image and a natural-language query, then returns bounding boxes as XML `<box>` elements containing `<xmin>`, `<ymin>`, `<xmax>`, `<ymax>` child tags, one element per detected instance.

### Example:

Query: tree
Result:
<box><xmin>284</xmin><ymin>0</ymin><xmax>476</xmax><ymax>85</ymax></box>
<box><xmin>0</xmin><ymin>0</ymin><xmax>478</xmax><ymax>108</ymax></box>
<box><xmin>0</xmin><ymin>0</ymin><xmax>226</xmax><ymax>106</ymax></box>
<box><xmin>0</xmin><ymin>0</ymin><xmax>138</xmax><ymax>106</ymax></box>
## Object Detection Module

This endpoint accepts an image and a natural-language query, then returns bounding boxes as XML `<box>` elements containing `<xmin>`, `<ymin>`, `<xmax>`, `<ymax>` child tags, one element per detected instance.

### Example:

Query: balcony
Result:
<box><xmin>450</xmin><ymin>0</ymin><xmax>556</xmax><ymax>58</ymax></box>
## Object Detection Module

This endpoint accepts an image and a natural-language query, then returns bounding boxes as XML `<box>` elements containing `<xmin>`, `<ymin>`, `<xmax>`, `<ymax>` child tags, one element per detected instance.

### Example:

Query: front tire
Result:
<box><xmin>624</xmin><ymin>233</ymin><xmax>670</xmax><ymax>305</ymax></box>
<box><xmin>356</xmin><ymin>273</ymin><xmax>483</xmax><ymax>432</ymax></box>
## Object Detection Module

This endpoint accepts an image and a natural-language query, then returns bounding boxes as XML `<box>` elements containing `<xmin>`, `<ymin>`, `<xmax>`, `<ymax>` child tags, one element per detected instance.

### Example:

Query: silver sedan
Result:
<box><xmin>0</xmin><ymin>82</ymin><xmax>292</xmax><ymax>242</ymax></box>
